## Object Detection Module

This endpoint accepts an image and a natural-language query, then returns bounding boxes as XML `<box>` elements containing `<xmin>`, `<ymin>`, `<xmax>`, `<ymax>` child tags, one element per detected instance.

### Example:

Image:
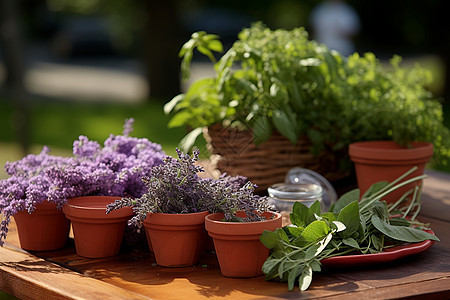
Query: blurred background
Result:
<box><xmin>1</xmin><ymin>0</ymin><xmax>449</xmax><ymax>179</ymax></box>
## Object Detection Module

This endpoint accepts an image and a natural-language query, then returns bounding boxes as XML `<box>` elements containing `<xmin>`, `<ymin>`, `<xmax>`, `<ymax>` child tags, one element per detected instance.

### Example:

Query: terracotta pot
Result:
<box><xmin>63</xmin><ymin>196</ymin><xmax>133</xmax><ymax>258</ymax></box>
<box><xmin>13</xmin><ymin>201</ymin><xmax>70</xmax><ymax>251</ymax></box>
<box><xmin>143</xmin><ymin>210</ymin><xmax>209</xmax><ymax>267</ymax></box>
<box><xmin>205</xmin><ymin>211</ymin><xmax>282</xmax><ymax>278</ymax></box>
<box><xmin>349</xmin><ymin>141</ymin><xmax>433</xmax><ymax>203</ymax></box>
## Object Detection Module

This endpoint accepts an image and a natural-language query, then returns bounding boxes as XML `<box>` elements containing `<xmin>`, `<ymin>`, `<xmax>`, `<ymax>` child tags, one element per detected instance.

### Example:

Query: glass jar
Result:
<box><xmin>268</xmin><ymin>183</ymin><xmax>323</xmax><ymax>225</ymax></box>
<box><xmin>284</xmin><ymin>167</ymin><xmax>337</xmax><ymax>212</ymax></box>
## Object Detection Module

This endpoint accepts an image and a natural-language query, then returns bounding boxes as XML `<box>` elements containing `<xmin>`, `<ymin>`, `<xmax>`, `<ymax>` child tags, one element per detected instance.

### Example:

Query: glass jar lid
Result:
<box><xmin>284</xmin><ymin>167</ymin><xmax>337</xmax><ymax>211</ymax></box>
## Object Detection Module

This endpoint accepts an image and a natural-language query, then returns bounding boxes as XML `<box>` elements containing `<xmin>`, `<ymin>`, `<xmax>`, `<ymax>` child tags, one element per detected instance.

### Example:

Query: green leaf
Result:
<box><xmin>252</xmin><ymin>115</ymin><xmax>272</xmax><ymax>145</ymax></box>
<box><xmin>286</xmin><ymin>225</ymin><xmax>304</xmax><ymax>237</ymax></box>
<box><xmin>309</xmin><ymin>201</ymin><xmax>322</xmax><ymax>218</ymax></box>
<box><xmin>269</xmin><ymin>83</ymin><xmax>289</xmax><ymax>104</ymax></box>
<box><xmin>362</xmin><ymin>181</ymin><xmax>389</xmax><ymax>199</ymax></box>
<box><xmin>272</xmin><ymin>109</ymin><xmax>298</xmax><ymax>143</ymax></box>
<box><xmin>342</xmin><ymin>237</ymin><xmax>360</xmax><ymax>249</ymax></box>
<box><xmin>371</xmin><ymin>234</ymin><xmax>382</xmax><ymax>251</ymax></box>
<box><xmin>262</xmin><ymin>256</ymin><xmax>283</xmax><ymax>280</ymax></box>
<box><xmin>315</xmin><ymin>233</ymin><xmax>333</xmax><ymax>256</ymax></box>
<box><xmin>290</xmin><ymin>202</ymin><xmax>310</xmax><ymax>227</ymax></box>
<box><xmin>307</xmin><ymin>128</ymin><xmax>323</xmax><ymax>145</ymax></box>
<box><xmin>389</xmin><ymin>217</ymin><xmax>412</xmax><ymax>227</ymax></box>
<box><xmin>178</xmin><ymin>128</ymin><xmax>203</xmax><ymax>152</ymax></box>
<box><xmin>163</xmin><ymin>94</ymin><xmax>184</xmax><ymax>114</ymax></box>
<box><xmin>298</xmin><ymin>266</ymin><xmax>313</xmax><ymax>291</ymax></box>
<box><xmin>309</xmin><ymin>260</ymin><xmax>321</xmax><ymax>272</ymax></box>
<box><xmin>290</xmin><ymin>81</ymin><xmax>303</xmax><ymax>112</ymax></box>
<box><xmin>288</xmin><ymin>265</ymin><xmax>301</xmax><ymax>291</ymax></box>
<box><xmin>333</xmin><ymin>189</ymin><xmax>360</xmax><ymax>213</ymax></box>
<box><xmin>167</xmin><ymin>110</ymin><xmax>193</xmax><ymax>128</ymax></box>
<box><xmin>371</xmin><ymin>215</ymin><xmax>440</xmax><ymax>242</ymax></box>
<box><xmin>332</xmin><ymin>221</ymin><xmax>346</xmax><ymax>233</ymax></box>
<box><xmin>197</xmin><ymin>45</ymin><xmax>215</xmax><ymax>62</ymax></box>
<box><xmin>299</xmin><ymin>58</ymin><xmax>321</xmax><ymax>66</ymax></box>
<box><xmin>207</xmin><ymin>39</ymin><xmax>223</xmax><ymax>52</ymax></box>
<box><xmin>304</xmin><ymin>244</ymin><xmax>320</xmax><ymax>260</ymax></box>
<box><xmin>337</xmin><ymin>201</ymin><xmax>360</xmax><ymax>239</ymax></box>
<box><xmin>301</xmin><ymin>220</ymin><xmax>330</xmax><ymax>243</ymax></box>
<box><xmin>260</xmin><ymin>230</ymin><xmax>285</xmax><ymax>250</ymax></box>
<box><xmin>320</xmin><ymin>212</ymin><xmax>337</xmax><ymax>223</ymax></box>
<box><xmin>290</xmin><ymin>201</ymin><xmax>322</xmax><ymax>228</ymax></box>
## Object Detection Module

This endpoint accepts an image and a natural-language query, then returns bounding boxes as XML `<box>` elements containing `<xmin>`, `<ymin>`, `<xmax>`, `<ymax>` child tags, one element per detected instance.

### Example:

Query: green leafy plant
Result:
<box><xmin>259</xmin><ymin>167</ymin><xmax>439</xmax><ymax>291</ymax></box>
<box><xmin>165</xmin><ymin>22</ymin><xmax>450</xmax><ymax>166</ymax></box>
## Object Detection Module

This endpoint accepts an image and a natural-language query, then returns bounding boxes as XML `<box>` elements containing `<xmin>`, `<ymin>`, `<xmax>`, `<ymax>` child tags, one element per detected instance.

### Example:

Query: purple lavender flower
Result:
<box><xmin>0</xmin><ymin>118</ymin><xmax>165</xmax><ymax>246</ymax></box>
<box><xmin>106</xmin><ymin>149</ymin><xmax>270</xmax><ymax>227</ymax></box>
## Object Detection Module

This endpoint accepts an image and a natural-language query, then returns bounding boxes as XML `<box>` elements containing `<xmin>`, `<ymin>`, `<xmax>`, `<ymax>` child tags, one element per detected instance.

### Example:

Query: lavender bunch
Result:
<box><xmin>205</xmin><ymin>175</ymin><xmax>271</xmax><ymax>222</ymax></box>
<box><xmin>0</xmin><ymin>147</ymin><xmax>72</xmax><ymax>246</ymax></box>
<box><xmin>0</xmin><ymin>118</ymin><xmax>165</xmax><ymax>246</ymax></box>
<box><xmin>107</xmin><ymin>149</ymin><xmax>271</xmax><ymax>227</ymax></box>
<box><xmin>46</xmin><ymin>118</ymin><xmax>165</xmax><ymax>204</ymax></box>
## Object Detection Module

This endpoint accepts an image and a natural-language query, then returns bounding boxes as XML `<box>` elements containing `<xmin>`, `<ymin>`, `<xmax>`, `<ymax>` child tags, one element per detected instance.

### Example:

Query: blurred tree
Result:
<box><xmin>7</xmin><ymin>0</ymin><xmax>450</xmax><ymax>104</ymax></box>
<box><xmin>0</xmin><ymin>0</ymin><xmax>30</xmax><ymax>154</ymax></box>
<box><xmin>139</xmin><ymin>0</ymin><xmax>184</xmax><ymax>101</ymax></box>
<box><xmin>350</xmin><ymin>0</ymin><xmax>449</xmax><ymax>102</ymax></box>
<box><xmin>43</xmin><ymin>0</ymin><xmax>186</xmax><ymax>101</ymax></box>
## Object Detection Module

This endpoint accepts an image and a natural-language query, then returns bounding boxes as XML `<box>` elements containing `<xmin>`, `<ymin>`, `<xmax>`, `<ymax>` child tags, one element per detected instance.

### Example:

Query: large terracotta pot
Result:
<box><xmin>349</xmin><ymin>141</ymin><xmax>433</xmax><ymax>203</ymax></box>
<box><xmin>63</xmin><ymin>196</ymin><xmax>133</xmax><ymax>258</ymax></box>
<box><xmin>13</xmin><ymin>201</ymin><xmax>70</xmax><ymax>251</ymax></box>
<box><xmin>205</xmin><ymin>211</ymin><xmax>282</xmax><ymax>278</ymax></box>
<box><xmin>143</xmin><ymin>210</ymin><xmax>209</xmax><ymax>267</ymax></box>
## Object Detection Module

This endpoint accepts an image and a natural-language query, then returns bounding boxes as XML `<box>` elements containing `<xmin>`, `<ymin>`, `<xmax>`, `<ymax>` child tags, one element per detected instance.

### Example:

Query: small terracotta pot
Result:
<box><xmin>205</xmin><ymin>211</ymin><xmax>282</xmax><ymax>278</ymax></box>
<box><xmin>63</xmin><ymin>196</ymin><xmax>133</xmax><ymax>258</ymax></box>
<box><xmin>143</xmin><ymin>210</ymin><xmax>209</xmax><ymax>267</ymax></box>
<box><xmin>13</xmin><ymin>201</ymin><xmax>70</xmax><ymax>251</ymax></box>
<box><xmin>349</xmin><ymin>141</ymin><xmax>433</xmax><ymax>203</ymax></box>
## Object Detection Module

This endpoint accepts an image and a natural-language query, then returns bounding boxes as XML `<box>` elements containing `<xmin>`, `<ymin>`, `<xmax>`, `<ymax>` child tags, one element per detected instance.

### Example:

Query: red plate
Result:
<box><xmin>321</xmin><ymin>230</ymin><xmax>435</xmax><ymax>268</ymax></box>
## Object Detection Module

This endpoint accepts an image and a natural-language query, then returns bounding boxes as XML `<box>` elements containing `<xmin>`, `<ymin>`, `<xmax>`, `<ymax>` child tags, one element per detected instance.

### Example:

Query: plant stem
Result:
<box><xmin>359</xmin><ymin>174</ymin><xmax>427</xmax><ymax>214</ymax></box>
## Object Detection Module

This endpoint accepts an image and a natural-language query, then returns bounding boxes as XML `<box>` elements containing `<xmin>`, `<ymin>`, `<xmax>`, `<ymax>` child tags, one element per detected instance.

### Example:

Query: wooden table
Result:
<box><xmin>1</xmin><ymin>170</ymin><xmax>449</xmax><ymax>299</ymax></box>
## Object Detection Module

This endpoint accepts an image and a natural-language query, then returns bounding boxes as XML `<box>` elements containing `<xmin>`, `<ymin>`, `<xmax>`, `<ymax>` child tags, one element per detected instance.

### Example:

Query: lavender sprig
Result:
<box><xmin>106</xmin><ymin>149</ymin><xmax>271</xmax><ymax>227</ymax></box>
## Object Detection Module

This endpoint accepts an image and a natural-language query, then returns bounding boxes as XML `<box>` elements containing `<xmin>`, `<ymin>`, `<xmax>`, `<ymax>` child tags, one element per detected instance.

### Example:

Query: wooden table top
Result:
<box><xmin>1</xmin><ymin>169</ymin><xmax>449</xmax><ymax>299</ymax></box>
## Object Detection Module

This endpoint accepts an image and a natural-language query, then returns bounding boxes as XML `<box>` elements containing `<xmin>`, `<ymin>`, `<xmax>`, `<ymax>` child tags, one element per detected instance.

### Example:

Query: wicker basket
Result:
<box><xmin>204</xmin><ymin>124</ymin><xmax>348</xmax><ymax>193</ymax></box>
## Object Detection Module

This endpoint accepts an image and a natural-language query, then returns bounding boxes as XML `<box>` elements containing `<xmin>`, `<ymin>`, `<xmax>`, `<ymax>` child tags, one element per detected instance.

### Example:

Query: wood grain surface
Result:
<box><xmin>1</xmin><ymin>169</ymin><xmax>449</xmax><ymax>299</ymax></box>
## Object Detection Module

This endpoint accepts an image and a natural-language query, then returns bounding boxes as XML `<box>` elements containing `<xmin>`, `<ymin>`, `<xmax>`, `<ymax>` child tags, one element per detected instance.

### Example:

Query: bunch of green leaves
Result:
<box><xmin>165</xmin><ymin>22</ymin><xmax>346</xmax><ymax>153</ymax></box>
<box><xmin>165</xmin><ymin>22</ymin><xmax>450</xmax><ymax>166</ymax></box>
<box><xmin>335</xmin><ymin>53</ymin><xmax>450</xmax><ymax>165</ymax></box>
<box><xmin>259</xmin><ymin>167</ymin><xmax>439</xmax><ymax>291</ymax></box>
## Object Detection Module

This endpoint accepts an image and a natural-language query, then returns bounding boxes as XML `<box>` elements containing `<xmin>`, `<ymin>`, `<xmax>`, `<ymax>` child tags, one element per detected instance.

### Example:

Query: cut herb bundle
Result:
<box><xmin>260</xmin><ymin>167</ymin><xmax>439</xmax><ymax>291</ymax></box>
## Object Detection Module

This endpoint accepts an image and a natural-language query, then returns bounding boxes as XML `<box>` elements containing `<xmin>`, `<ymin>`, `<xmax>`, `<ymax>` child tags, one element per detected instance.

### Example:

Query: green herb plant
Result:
<box><xmin>259</xmin><ymin>167</ymin><xmax>440</xmax><ymax>291</ymax></box>
<box><xmin>165</xmin><ymin>22</ymin><xmax>450</xmax><ymax>166</ymax></box>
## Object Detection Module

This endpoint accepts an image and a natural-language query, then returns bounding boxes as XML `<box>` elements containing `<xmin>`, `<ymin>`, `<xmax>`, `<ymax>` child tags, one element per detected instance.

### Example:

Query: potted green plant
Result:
<box><xmin>106</xmin><ymin>148</ymin><xmax>278</xmax><ymax>268</ymax></box>
<box><xmin>164</xmin><ymin>22</ymin><xmax>450</xmax><ymax>192</ymax></box>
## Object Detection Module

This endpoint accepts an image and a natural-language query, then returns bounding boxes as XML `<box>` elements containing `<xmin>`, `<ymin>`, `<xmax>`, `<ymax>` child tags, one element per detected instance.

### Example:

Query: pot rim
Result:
<box><xmin>63</xmin><ymin>196</ymin><xmax>132</xmax><ymax>220</ymax></box>
<box><xmin>205</xmin><ymin>211</ymin><xmax>282</xmax><ymax>236</ymax></box>
<box><xmin>143</xmin><ymin>210</ymin><xmax>209</xmax><ymax>226</ymax></box>
<box><xmin>349</xmin><ymin>141</ymin><xmax>433</xmax><ymax>161</ymax></box>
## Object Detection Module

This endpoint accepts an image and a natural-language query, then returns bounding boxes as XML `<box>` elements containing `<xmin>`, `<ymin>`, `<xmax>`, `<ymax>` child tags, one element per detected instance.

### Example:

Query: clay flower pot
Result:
<box><xmin>63</xmin><ymin>196</ymin><xmax>133</xmax><ymax>258</ymax></box>
<box><xmin>13</xmin><ymin>200</ymin><xmax>70</xmax><ymax>251</ymax></box>
<box><xmin>349</xmin><ymin>141</ymin><xmax>433</xmax><ymax>203</ymax></box>
<box><xmin>205</xmin><ymin>211</ymin><xmax>282</xmax><ymax>278</ymax></box>
<box><xmin>143</xmin><ymin>210</ymin><xmax>209</xmax><ymax>267</ymax></box>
